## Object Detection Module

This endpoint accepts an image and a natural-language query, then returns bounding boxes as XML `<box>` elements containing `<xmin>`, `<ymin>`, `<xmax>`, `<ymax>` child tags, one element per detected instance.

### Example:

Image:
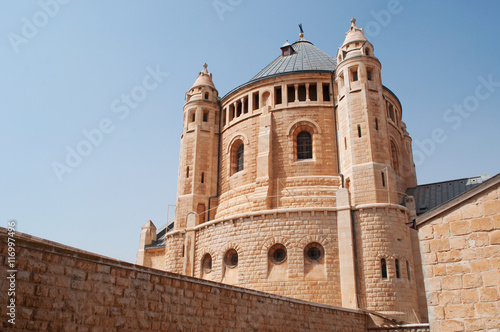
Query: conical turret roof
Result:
<box><xmin>191</xmin><ymin>63</ymin><xmax>215</xmax><ymax>89</ymax></box>
<box><xmin>342</xmin><ymin>18</ymin><xmax>368</xmax><ymax>46</ymax></box>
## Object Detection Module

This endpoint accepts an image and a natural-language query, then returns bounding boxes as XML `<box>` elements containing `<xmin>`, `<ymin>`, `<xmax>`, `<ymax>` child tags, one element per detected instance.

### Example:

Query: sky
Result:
<box><xmin>1</xmin><ymin>0</ymin><xmax>499</xmax><ymax>263</ymax></box>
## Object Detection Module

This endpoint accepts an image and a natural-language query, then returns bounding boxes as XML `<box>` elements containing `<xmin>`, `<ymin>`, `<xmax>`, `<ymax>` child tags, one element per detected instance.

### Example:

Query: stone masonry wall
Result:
<box><xmin>0</xmin><ymin>227</ymin><xmax>369</xmax><ymax>331</ymax></box>
<box><xmin>192</xmin><ymin>210</ymin><xmax>341</xmax><ymax>306</ymax></box>
<box><xmin>418</xmin><ymin>183</ymin><xmax>500</xmax><ymax>332</ymax></box>
<box><xmin>354</xmin><ymin>206</ymin><xmax>420</xmax><ymax>322</ymax></box>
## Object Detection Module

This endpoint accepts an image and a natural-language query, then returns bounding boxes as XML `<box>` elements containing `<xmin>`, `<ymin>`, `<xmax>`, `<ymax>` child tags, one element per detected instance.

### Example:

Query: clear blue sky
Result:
<box><xmin>1</xmin><ymin>0</ymin><xmax>499</xmax><ymax>263</ymax></box>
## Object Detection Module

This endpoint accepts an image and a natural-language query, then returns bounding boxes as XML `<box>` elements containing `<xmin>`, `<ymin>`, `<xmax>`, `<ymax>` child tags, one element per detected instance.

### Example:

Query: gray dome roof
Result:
<box><xmin>222</xmin><ymin>38</ymin><xmax>337</xmax><ymax>100</ymax></box>
<box><xmin>251</xmin><ymin>39</ymin><xmax>337</xmax><ymax>81</ymax></box>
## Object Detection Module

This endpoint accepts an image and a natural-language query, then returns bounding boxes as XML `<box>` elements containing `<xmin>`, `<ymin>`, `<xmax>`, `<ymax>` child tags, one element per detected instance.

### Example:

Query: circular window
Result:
<box><xmin>305</xmin><ymin>243</ymin><xmax>324</xmax><ymax>262</ymax></box>
<box><xmin>224</xmin><ymin>249</ymin><xmax>238</xmax><ymax>268</ymax></box>
<box><xmin>269</xmin><ymin>244</ymin><xmax>287</xmax><ymax>264</ymax></box>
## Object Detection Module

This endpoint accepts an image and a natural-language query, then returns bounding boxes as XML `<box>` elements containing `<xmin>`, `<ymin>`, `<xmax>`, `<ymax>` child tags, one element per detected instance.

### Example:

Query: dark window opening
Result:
<box><xmin>225</xmin><ymin>249</ymin><xmax>238</xmax><ymax>267</ymax></box>
<box><xmin>203</xmin><ymin>111</ymin><xmax>208</xmax><ymax>122</ymax></box>
<box><xmin>352</xmin><ymin>70</ymin><xmax>358</xmax><ymax>82</ymax></box>
<box><xmin>201</xmin><ymin>172</ymin><xmax>204</xmax><ymax>184</ymax></box>
<box><xmin>191</xmin><ymin>113</ymin><xmax>195</xmax><ymax>122</ymax></box>
<box><xmin>273</xmin><ymin>248</ymin><xmax>286</xmax><ymax>263</ymax></box>
<box><xmin>395</xmin><ymin>259</ymin><xmax>401</xmax><ymax>279</ymax></box>
<box><xmin>322</xmin><ymin>84</ymin><xmax>331</xmax><ymax>101</ymax></box>
<box><xmin>253</xmin><ymin>92</ymin><xmax>259</xmax><ymax>110</ymax></box>
<box><xmin>236</xmin><ymin>144</ymin><xmax>244</xmax><ymax>172</ymax></box>
<box><xmin>186</xmin><ymin>166</ymin><xmax>189</xmax><ymax>178</ymax></box>
<box><xmin>243</xmin><ymin>98</ymin><xmax>248</xmax><ymax>113</ymax></box>
<box><xmin>306</xmin><ymin>246</ymin><xmax>323</xmax><ymax>262</ymax></box>
<box><xmin>309</xmin><ymin>84</ymin><xmax>317</xmax><ymax>101</ymax></box>
<box><xmin>381</xmin><ymin>171</ymin><xmax>386</xmax><ymax>187</ymax></box>
<box><xmin>297</xmin><ymin>131</ymin><xmax>312</xmax><ymax>160</ymax></box>
<box><xmin>236</xmin><ymin>102</ymin><xmax>242</xmax><ymax>117</ymax></box>
<box><xmin>375</xmin><ymin>118</ymin><xmax>379</xmax><ymax>131</ymax></box>
<box><xmin>367</xmin><ymin>69</ymin><xmax>372</xmax><ymax>81</ymax></box>
<box><xmin>204</xmin><ymin>92</ymin><xmax>209</xmax><ymax>100</ymax></box>
<box><xmin>358</xmin><ymin>125</ymin><xmax>362</xmax><ymax>138</ymax></box>
<box><xmin>229</xmin><ymin>104</ymin><xmax>235</xmax><ymax>121</ymax></box>
<box><xmin>406</xmin><ymin>261</ymin><xmax>411</xmax><ymax>281</ymax></box>
<box><xmin>298</xmin><ymin>85</ymin><xmax>306</xmax><ymax>101</ymax></box>
<box><xmin>287</xmin><ymin>85</ymin><xmax>295</xmax><ymax>103</ymax></box>
<box><xmin>381</xmin><ymin>258</ymin><xmax>387</xmax><ymax>279</ymax></box>
<box><xmin>275</xmin><ymin>86</ymin><xmax>282</xmax><ymax>105</ymax></box>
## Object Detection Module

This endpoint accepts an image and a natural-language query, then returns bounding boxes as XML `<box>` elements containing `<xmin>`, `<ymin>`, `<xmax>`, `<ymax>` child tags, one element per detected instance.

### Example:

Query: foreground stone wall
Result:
<box><xmin>417</xmin><ymin>181</ymin><xmax>500</xmax><ymax>331</ymax></box>
<box><xmin>0</xmin><ymin>228</ymin><xmax>367</xmax><ymax>331</ymax></box>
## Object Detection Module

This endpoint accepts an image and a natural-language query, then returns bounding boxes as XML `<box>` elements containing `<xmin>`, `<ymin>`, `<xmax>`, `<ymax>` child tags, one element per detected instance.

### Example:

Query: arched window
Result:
<box><xmin>297</xmin><ymin>131</ymin><xmax>312</xmax><ymax>160</ymax></box>
<box><xmin>236</xmin><ymin>144</ymin><xmax>244</xmax><ymax>172</ymax></box>
<box><xmin>391</xmin><ymin>141</ymin><xmax>399</xmax><ymax>173</ymax></box>
<box><xmin>395</xmin><ymin>259</ymin><xmax>401</xmax><ymax>279</ymax></box>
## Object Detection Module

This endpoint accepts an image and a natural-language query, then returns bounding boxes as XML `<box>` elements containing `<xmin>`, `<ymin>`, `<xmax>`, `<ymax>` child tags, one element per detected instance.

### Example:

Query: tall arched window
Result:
<box><xmin>297</xmin><ymin>131</ymin><xmax>312</xmax><ymax>160</ymax></box>
<box><xmin>236</xmin><ymin>144</ymin><xmax>244</xmax><ymax>172</ymax></box>
<box><xmin>391</xmin><ymin>141</ymin><xmax>399</xmax><ymax>173</ymax></box>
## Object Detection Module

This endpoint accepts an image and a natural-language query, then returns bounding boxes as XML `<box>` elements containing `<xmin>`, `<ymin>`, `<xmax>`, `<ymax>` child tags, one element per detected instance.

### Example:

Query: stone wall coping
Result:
<box><xmin>0</xmin><ymin>227</ymin><xmax>365</xmax><ymax>316</ymax></box>
<box><xmin>165</xmin><ymin>203</ymin><xmax>408</xmax><ymax>237</ymax></box>
<box><xmin>353</xmin><ymin>203</ymin><xmax>409</xmax><ymax>213</ymax></box>
<box><xmin>415</xmin><ymin>172</ymin><xmax>500</xmax><ymax>227</ymax></box>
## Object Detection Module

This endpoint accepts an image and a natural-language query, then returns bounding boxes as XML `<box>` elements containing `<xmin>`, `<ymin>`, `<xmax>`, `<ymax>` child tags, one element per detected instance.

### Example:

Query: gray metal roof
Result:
<box><xmin>406</xmin><ymin>175</ymin><xmax>489</xmax><ymax>216</ymax></box>
<box><xmin>251</xmin><ymin>39</ymin><xmax>337</xmax><ymax>81</ymax></box>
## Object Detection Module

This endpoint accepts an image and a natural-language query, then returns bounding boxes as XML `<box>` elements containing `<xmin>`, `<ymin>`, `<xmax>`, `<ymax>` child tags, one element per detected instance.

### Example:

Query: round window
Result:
<box><xmin>305</xmin><ymin>243</ymin><xmax>324</xmax><ymax>262</ymax></box>
<box><xmin>224</xmin><ymin>249</ymin><xmax>238</xmax><ymax>268</ymax></box>
<box><xmin>268</xmin><ymin>244</ymin><xmax>287</xmax><ymax>264</ymax></box>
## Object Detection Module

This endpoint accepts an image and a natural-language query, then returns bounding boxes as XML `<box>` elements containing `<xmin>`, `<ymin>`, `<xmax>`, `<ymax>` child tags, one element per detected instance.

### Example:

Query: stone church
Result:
<box><xmin>137</xmin><ymin>19</ymin><xmax>500</xmax><ymax>330</ymax></box>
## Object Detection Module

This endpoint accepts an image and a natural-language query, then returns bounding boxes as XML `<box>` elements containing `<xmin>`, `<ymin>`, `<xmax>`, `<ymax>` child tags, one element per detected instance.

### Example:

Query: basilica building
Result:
<box><xmin>137</xmin><ymin>19</ymin><xmax>500</xmax><ymax>329</ymax></box>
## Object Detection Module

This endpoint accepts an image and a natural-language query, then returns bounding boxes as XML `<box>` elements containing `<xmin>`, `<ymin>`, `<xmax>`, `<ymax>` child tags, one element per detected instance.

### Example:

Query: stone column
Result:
<box><xmin>336</xmin><ymin>188</ymin><xmax>357</xmax><ymax>309</ymax></box>
<box><xmin>182</xmin><ymin>212</ymin><xmax>197</xmax><ymax>277</ymax></box>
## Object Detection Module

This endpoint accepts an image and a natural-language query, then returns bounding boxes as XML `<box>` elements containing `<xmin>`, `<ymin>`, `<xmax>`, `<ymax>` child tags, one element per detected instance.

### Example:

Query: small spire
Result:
<box><xmin>351</xmin><ymin>18</ymin><xmax>356</xmax><ymax>25</ymax></box>
<box><xmin>298</xmin><ymin>23</ymin><xmax>304</xmax><ymax>39</ymax></box>
<box><xmin>203</xmin><ymin>63</ymin><xmax>208</xmax><ymax>70</ymax></box>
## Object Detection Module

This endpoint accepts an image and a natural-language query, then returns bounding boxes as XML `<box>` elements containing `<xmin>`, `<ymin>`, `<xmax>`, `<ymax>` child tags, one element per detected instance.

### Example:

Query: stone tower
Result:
<box><xmin>335</xmin><ymin>19</ymin><xmax>419</xmax><ymax>318</ymax></box>
<box><xmin>175</xmin><ymin>64</ymin><xmax>220</xmax><ymax>230</ymax></box>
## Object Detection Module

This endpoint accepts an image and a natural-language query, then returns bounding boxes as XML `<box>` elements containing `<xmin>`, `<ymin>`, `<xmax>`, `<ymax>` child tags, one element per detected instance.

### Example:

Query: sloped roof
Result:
<box><xmin>251</xmin><ymin>39</ymin><xmax>337</xmax><ymax>82</ymax></box>
<box><xmin>406</xmin><ymin>175</ymin><xmax>489</xmax><ymax>216</ymax></box>
<box><xmin>415</xmin><ymin>173</ymin><xmax>500</xmax><ymax>227</ymax></box>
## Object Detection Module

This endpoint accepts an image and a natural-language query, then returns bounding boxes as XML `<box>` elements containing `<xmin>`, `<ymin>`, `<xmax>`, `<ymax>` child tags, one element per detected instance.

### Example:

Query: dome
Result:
<box><xmin>250</xmin><ymin>38</ymin><xmax>337</xmax><ymax>82</ymax></box>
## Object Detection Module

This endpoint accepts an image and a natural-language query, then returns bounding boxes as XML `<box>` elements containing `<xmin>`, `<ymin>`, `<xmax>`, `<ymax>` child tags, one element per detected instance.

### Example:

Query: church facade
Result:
<box><xmin>137</xmin><ymin>19</ymin><xmax>500</xmax><ymax>329</ymax></box>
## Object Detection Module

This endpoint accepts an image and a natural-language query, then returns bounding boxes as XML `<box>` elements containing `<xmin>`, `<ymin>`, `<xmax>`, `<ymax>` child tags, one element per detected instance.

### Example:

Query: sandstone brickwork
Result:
<box><xmin>417</xmin><ymin>176</ymin><xmax>500</xmax><ymax>331</ymax></box>
<box><xmin>1</xmin><ymin>228</ymin><xmax>370</xmax><ymax>331</ymax></box>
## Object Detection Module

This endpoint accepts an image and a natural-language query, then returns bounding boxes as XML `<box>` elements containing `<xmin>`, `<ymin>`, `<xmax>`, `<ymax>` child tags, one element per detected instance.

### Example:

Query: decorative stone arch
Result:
<box><xmin>287</xmin><ymin>118</ymin><xmax>322</xmax><ymax>137</ymax></box>
<box><xmin>260</xmin><ymin>236</ymin><xmax>293</xmax><ymax>255</ymax></box>
<box><xmin>227</xmin><ymin>134</ymin><xmax>249</xmax><ymax>176</ymax></box>
<box><xmin>298</xmin><ymin>234</ymin><xmax>330</xmax><ymax>249</ymax></box>
<box><xmin>220</xmin><ymin>242</ymin><xmax>243</xmax><ymax>258</ymax></box>
<box><xmin>287</xmin><ymin>119</ymin><xmax>322</xmax><ymax>162</ymax></box>
<box><xmin>226</xmin><ymin>133</ymin><xmax>249</xmax><ymax>154</ymax></box>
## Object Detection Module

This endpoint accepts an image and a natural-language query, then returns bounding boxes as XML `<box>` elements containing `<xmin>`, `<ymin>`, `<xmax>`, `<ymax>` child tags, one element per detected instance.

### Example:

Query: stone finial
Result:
<box><xmin>351</xmin><ymin>18</ymin><xmax>356</xmax><ymax>25</ymax></box>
